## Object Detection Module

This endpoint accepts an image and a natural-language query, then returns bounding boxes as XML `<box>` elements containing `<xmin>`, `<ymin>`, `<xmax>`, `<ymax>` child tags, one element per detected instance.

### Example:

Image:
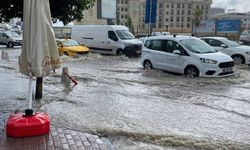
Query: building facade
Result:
<box><xmin>76</xmin><ymin>0</ymin><xmax>212</xmax><ymax>34</ymax></box>
<box><xmin>210</xmin><ymin>12</ymin><xmax>250</xmax><ymax>30</ymax></box>
<box><xmin>209</xmin><ymin>7</ymin><xmax>225</xmax><ymax>16</ymax></box>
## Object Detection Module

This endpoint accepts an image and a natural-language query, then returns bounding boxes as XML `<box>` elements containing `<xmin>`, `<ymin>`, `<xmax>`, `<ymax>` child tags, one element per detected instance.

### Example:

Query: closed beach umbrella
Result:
<box><xmin>6</xmin><ymin>0</ymin><xmax>60</xmax><ymax>138</ymax></box>
<box><xmin>19</xmin><ymin>0</ymin><xmax>60</xmax><ymax>110</ymax></box>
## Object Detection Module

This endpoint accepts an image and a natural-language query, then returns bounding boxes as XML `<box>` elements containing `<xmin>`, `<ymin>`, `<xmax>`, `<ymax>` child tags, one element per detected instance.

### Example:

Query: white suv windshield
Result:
<box><xmin>220</xmin><ymin>39</ymin><xmax>240</xmax><ymax>47</ymax></box>
<box><xmin>181</xmin><ymin>38</ymin><xmax>217</xmax><ymax>54</ymax></box>
<box><xmin>115</xmin><ymin>30</ymin><xmax>134</xmax><ymax>40</ymax></box>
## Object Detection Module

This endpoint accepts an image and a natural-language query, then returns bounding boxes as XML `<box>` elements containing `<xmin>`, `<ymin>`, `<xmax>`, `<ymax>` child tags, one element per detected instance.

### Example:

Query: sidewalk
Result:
<box><xmin>0</xmin><ymin>112</ymin><xmax>110</xmax><ymax>150</ymax></box>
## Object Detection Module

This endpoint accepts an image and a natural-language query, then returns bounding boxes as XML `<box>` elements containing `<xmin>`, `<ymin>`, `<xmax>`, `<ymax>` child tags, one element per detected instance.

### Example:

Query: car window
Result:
<box><xmin>62</xmin><ymin>40</ymin><xmax>79</xmax><ymax>46</ymax></box>
<box><xmin>144</xmin><ymin>40</ymin><xmax>164</xmax><ymax>51</ymax></box>
<box><xmin>108</xmin><ymin>31</ymin><xmax>118</xmax><ymax>41</ymax></box>
<box><xmin>165</xmin><ymin>40</ymin><xmax>184</xmax><ymax>53</ymax></box>
<box><xmin>209</xmin><ymin>39</ymin><xmax>224</xmax><ymax>47</ymax></box>
<box><xmin>181</xmin><ymin>38</ymin><xmax>216</xmax><ymax>54</ymax></box>
<box><xmin>242</xmin><ymin>30</ymin><xmax>250</xmax><ymax>35</ymax></box>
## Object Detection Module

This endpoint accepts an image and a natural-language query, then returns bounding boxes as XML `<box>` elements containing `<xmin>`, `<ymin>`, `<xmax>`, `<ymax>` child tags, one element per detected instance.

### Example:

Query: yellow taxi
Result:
<box><xmin>56</xmin><ymin>39</ymin><xmax>90</xmax><ymax>56</ymax></box>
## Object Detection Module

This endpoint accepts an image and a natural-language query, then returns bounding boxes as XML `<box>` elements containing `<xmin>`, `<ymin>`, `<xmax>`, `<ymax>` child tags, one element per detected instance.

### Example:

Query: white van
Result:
<box><xmin>71</xmin><ymin>25</ymin><xmax>143</xmax><ymax>56</ymax></box>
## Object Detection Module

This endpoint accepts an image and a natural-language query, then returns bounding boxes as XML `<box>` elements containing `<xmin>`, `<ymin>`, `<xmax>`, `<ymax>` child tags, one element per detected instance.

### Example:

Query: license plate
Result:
<box><xmin>136</xmin><ymin>51</ymin><xmax>141</xmax><ymax>54</ymax></box>
<box><xmin>222</xmin><ymin>67</ymin><xmax>233</xmax><ymax>73</ymax></box>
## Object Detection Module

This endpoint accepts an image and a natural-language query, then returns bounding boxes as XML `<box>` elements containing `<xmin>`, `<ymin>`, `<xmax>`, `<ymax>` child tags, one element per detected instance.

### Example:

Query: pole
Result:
<box><xmin>28</xmin><ymin>77</ymin><xmax>33</xmax><ymax>109</ymax></box>
<box><xmin>35</xmin><ymin>77</ymin><xmax>43</xmax><ymax>99</ymax></box>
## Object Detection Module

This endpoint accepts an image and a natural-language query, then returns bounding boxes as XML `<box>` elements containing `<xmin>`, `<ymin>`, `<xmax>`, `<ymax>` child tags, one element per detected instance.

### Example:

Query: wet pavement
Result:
<box><xmin>1</xmin><ymin>47</ymin><xmax>250</xmax><ymax>149</ymax></box>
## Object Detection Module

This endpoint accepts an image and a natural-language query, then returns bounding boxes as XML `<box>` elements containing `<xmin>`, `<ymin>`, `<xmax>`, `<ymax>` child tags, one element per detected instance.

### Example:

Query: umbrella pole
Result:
<box><xmin>25</xmin><ymin>77</ymin><xmax>34</xmax><ymax>116</ymax></box>
<box><xmin>28</xmin><ymin>77</ymin><xmax>33</xmax><ymax>109</ymax></box>
<box><xmin>35</xmin><ymin>77</ymin><xmax>43</xmax><ymax>99</ymax></box>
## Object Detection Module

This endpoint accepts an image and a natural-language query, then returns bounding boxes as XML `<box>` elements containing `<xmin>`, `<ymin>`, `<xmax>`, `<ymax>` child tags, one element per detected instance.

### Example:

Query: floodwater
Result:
<box><xmin>1</xmin><ymin>48</ymin><xmax>250</xmax><ymax>150</ymax></box>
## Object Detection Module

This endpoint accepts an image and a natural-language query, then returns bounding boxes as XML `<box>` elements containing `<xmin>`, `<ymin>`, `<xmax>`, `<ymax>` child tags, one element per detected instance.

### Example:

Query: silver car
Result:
<box><xmin>0</xmin><ymin>31</ymin><xmax>22</xmax><ymax>48</ymax></box>
<box><xmin>239</xmin><ymin>30</ymin><xmax>250</xmax><ymax>44</ymax></box>
<box><xmin>201</xmin><ymin>37</ymin><xmax>250</xmax><ymax>65</ymax></box>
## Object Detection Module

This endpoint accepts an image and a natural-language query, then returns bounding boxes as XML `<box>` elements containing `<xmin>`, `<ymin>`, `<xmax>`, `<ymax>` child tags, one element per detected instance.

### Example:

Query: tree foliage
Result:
<box><xmin>125</xmin><ymin>17</ymin><xmax>134</xmax><ymax>34</ymax></box>
<box><xmin>192</xmin><ymin>8</ymin><xmax>203</xmax><ymax>35</ymax></box>
<box><xmin>193</xmin><ymin>8</ymin><xmax>203</xmax><ymax>28</ymax></box>
<box><xmin>0</xmin><ymin>0</ymin><xmax>95</xmax><ymax>25</ymax></box>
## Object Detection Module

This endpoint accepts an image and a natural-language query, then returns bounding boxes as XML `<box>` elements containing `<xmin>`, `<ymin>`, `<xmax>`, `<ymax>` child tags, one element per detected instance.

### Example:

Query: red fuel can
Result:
<box><xmin>6</xmin><ymin>112</ymin><xmax>50</xmax><ymax>138</ymax></box>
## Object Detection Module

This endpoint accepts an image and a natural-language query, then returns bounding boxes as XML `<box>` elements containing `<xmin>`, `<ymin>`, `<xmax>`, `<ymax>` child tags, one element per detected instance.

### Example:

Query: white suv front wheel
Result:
<box><xmin>143</xmin><ymin>60</ymin><xmax>153</xmax><ymax>70</ymax></box>
<box><xmin>185</xmin><ymin>66</ymin><xmax>199</xmax><ymax>77</ymax></box>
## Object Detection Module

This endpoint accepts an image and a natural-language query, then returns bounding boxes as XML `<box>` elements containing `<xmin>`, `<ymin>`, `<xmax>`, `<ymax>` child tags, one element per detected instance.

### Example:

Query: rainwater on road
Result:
<box><xmin>0</xmin><ymin>47</ymin><xmax>250</xmax><ymax>150</ymax></box>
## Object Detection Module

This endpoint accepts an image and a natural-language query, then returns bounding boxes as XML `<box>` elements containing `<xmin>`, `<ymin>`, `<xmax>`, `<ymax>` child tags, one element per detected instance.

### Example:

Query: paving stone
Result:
<box><xmin>96</xmin><ymin>139</ymin><xmax>103</xmax><ymax>145</ymax></box>
<box><xmin>69</xmin><ymin>144</ymin><xmax>78</xmax><ymax>150</ymax></box>
<box><xmin>68</xmin><ymin>139</ymin><xmax>75</xmax><ymax>145</ymax></box>
<box><xmin>85</xmin><ymin>146</ymin><xmax>93</xmax><ymax>150</ymax></box>
<box><xmin>62</xmin><ymin>143</ymin><xmax>70</xmax><ymax>150</ymax></box>
<box><xmin>77</xmin><ymin>146</ymin><xmax>86</xmax><ymax>150</ymax></box>
<box><xmin>80</xmin><ymin>135</ymin><xmax>88</xmax><ymax>142</ymax></box>
<box><xmin>99</xmin><ymin>144</ymin><xmax>106</xmax><ymax>150</ymax></box>
<box><xmin>75</xmin><ymin>140</ymin><xmax>83</xmax><ymax>147</ymax></box>
<box><xmin>60</xmin><ymin>138</ymin><xmax>68</xmax><ymax>144</ymax></box>
<box><xmin>91</xmin><ymin>143</ymin><xmax>99</xmax><ymax>149</ymax></box>
<box><xmin>65</xmin><ymin>134</ymin><xmax>73</xmax><ymax>140</ymax></box>
<box><xmin>83</xmin><ymin>141</ymin><xmax>91</xmax><ymax>147</ymax></box>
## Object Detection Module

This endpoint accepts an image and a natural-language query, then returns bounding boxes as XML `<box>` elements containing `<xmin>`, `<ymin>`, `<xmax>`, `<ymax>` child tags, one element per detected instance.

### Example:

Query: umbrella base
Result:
<box><xmin>6</xmin><ymin>112</ymin><xmax>50</xmax><ymax>138</ymax></box>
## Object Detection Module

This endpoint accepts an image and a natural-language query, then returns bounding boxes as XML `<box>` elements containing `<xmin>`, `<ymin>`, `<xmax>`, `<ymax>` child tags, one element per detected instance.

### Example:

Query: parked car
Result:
<box><xmin>56</xmin><ymin>39</ymin><xmax>89</xmax><ymax>56</ymax></box>
<box><xmin>141</xmin><ymin>35</ymin><xmax>235</xmax><ymax>77</ymax></box>
<box><xmin>71</xmin><ymin>25</ymin><xmax>142</xmax><ymax>57</ymax></box>
<box><xmin>201</xmin><ymin>37</ymin><xmax>250</xmax><ymax>65</ymax></box>
<box><xmin>0</xmin><ymin>31</ymin><xmax>22</xmax><ymax>48</ymax></box>
<box><xmin>239</xmin><ymin>30</ymin><xmax>250</xmax><ymax>44</ymax></box>
<box><xmin>58</xmin><ymin>32</ymin><xmax>71</xmax><ymax>39</ymax></box>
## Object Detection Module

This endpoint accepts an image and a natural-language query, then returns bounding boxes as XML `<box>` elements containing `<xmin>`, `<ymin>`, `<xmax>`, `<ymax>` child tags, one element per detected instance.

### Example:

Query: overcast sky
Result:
<box><xmin>212</xmin><ymin>0</ymin><xmax>250</xmax><ymax>13</ymax></box>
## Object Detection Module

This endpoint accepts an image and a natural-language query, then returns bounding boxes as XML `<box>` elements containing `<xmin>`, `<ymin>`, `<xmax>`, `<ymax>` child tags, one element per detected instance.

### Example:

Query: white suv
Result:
<box><xmin>141</xmin><ymin>35</ymin><xmax>235</xmax><ymax>77</ymax></box>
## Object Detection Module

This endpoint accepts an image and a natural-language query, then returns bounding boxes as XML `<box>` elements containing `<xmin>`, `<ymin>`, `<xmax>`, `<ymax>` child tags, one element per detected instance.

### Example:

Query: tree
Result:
<box><xmin>192</xmin><ymin>8</ymin><xmax>203</xmax><ymax>36</ymax></box>
<box><xmin>125</xmin><ymin>17</ymin><xmax>134</xmax><ymax>34</ymax></box>
<box><xmin>0</xmin><ymin>0</ymin><xmax>95</xmax><ymax>25</ymax></box>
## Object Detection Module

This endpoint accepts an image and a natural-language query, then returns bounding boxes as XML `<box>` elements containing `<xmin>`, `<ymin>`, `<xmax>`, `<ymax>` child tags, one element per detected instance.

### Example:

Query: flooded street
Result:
<box><xmin>1</xmin><ymin>47</ymin><xmax>250</xmax><ymax>149</ymax></box>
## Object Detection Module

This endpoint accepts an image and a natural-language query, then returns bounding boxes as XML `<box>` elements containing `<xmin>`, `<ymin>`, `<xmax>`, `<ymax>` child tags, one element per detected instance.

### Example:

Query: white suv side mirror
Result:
<box><xmin>173</xmin><ymin>50</ymin><xmax>181</xmax><ymax>55</ymax></box>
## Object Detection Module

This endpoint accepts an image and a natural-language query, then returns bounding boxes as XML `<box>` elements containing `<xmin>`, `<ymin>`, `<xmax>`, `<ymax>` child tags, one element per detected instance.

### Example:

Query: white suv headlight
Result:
<box><xmin>200</xmin><ymin>58</ymin><xmax>217</xmax><ymax>64</ymax></box>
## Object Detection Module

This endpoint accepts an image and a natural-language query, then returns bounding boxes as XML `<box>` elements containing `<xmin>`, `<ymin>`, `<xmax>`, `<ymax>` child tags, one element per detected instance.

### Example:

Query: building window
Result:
<box><xmin>176</xmin><ymin>17</ymin><xmax>180</xmax><ymax>22</ymax></box>
<box><xmin>166</xmin><ymin>18</ymin><xmax>169</xmax><ymax>22</ymax></box>
<box><xmin>187</xmin><ymin>23</ymin><xmax>190</xmax><ymax>28</ymax></box>
<box><xmin>166</xmin><ymin>11</ymin><xmax>169</xmax><ymax>15</ymax></box>
<box><xmin>182</xmin><ymin>10</ymin><xmax>184</xmax><ymax>15</ymax></box>
<box><xmin>170</xmin><ymin>16</ymin><xmax>174</xmax><ymax>22</ymax></box>
<box><xmin>188</xmin><ymin>10</ymin><xmax>191</xmax><ymax>15</ymax></box>
<box><xmin>171</xmin><ymin>9</ymin><xmax>174</xmax><ymax>15</ymax></box>
<box><xmin>159</xmin><ymin>3</ymin><xmax>163</xmax><ymax>8</ymax></box>
<box><xmin>187</xmin><ymin>17</ymin><xmax>191</xmax><ymax>22</ymax></box>
<box><xmin>158</xmin><ymin>23</ymin><xmax>162</xmax><ymax>28</ymax></box>
<box><xmin>177</xmin><ymin>3</ymin><xmax>180</xmax><ymax>8</ymax></box>
<box><xmin>177</xmin><ymin>10</ymin><xmax>180</xmax><ymax>15</ymax></box>
<box><xmin>159</xmin><ymin>16</ymin><xmax>162</xmax><ymax>22</ymax></box>
<box><xmin>171</xmin><ymin>3</ymin><xmax>174</xmax><ymax>8</ymax></box>
<box><xmin>188</xmin><ymin>4</ymin><xmax>191</xmax><ymax>9</ymax></box>
<box><xmin>166</xmin><ymin>4</ymin><xmax>169</xmax><ymax>8</ymax></box>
